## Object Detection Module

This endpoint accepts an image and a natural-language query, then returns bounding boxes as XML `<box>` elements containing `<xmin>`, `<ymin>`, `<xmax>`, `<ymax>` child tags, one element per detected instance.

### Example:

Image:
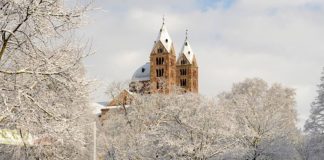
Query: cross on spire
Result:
<box><xmin>160</xmin><ymin>15</ymin><xmax>166</xmax><ymax>32</ymax></box>
<box><xmin>162</xmin><ymin>15</ymin><xmax>165</xmax><ymax>25</ymax></box>
<box><xmin>185</xmin><ymin>29</ymin><xmax>188</xmax><ymax>40</ymax></box>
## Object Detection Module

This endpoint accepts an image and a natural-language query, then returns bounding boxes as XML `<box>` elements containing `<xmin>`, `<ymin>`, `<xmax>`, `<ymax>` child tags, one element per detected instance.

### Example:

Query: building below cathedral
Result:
<box><xmin>107</xmin><ymin>20</ymin><xmax>199</xmax><ymax>107</ymax></box>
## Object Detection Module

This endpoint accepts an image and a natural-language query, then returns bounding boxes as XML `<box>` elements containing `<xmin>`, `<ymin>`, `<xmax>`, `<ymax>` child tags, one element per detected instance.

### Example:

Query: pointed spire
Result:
<box><xmin>178</xmin><ymin>29</ymin><xmax>195</xmax><ymax>64</ymax></box>
<box><xmin>154</xmin><ymin>15</ymin><xmax>173</xmax><ymax>52</ymax></box>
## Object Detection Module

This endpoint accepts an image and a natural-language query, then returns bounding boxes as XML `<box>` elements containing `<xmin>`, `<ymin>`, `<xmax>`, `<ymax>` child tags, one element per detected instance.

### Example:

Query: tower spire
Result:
<box><xmin>154</xmin><ymin>15</ymin><xmax>173</xmax><ymax>52</ymax></box>
<box><xmin>177</xmin><ymin>29</ymin><xmax>195</xmax><ymax>64</ymax></box>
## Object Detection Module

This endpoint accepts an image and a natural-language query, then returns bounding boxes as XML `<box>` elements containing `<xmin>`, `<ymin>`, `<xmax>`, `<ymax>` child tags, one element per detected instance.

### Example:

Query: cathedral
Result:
<box><xmin>129</xmin><ymin>20</ymin><xmax>199</xmax><ymax>94</ymax></box>
<box><xmin>106</xmin><ymin>20</ymin><xmax>199</xmax><ymax>107</ymax></box>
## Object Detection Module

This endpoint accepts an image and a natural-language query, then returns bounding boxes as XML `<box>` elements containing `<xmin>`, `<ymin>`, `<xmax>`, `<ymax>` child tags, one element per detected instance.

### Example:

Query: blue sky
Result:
<box><xmin>81</xmin><ymin>0</ymin><xmax>324</xmax><ymax>128</ymax></box>
<box><xmin>197</xmin><ymin>0</ymin><xmax>237</xmax><ymax>11</ymax></box>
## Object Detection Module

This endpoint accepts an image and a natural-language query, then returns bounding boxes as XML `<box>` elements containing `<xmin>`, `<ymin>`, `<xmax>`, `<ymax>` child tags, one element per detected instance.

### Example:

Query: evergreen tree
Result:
<box><xmin>305</xmin><ymin>67</ymin><xmax>324</xmax><ymax>134</ymax></box>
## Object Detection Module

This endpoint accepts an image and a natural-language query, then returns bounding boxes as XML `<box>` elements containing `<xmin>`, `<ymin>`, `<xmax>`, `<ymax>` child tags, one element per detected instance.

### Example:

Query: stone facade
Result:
<box><xmin>147</xmin><ymin>23</ymin><xmax>199</xmax><ymax>94</ymax></box>
<box><xmin>176</xmin><ymin>55</ymin><xmax>199</xmax><ymax>93</ymax></box>
<box><xmin>150</xmin><ymin>41</ymin><xmax>177</xmax><ymax>94</ymax></box>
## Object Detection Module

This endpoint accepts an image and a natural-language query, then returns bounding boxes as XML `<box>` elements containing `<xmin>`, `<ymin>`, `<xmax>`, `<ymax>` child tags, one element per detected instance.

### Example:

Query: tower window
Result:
<box><xmin>180</xmin><ymin>79</ymin><xmax>187</xmax><ymax>87</ymax></box>
<box><xmin>180</xmin><ymin>69</ymin><xmax>187</xmax><ymax>75</ymax></box>
<box><xmin>142</xmin><ymin>68</ymin><xmax>145</xmax><ymax>73</ymax></box>
<box><xmin>181</xmin><ymin>59</ymin><xmax>186</xmax><ymax>65</ymax></box>
<box><xmin>157</xmin><ymin>82</ymin><xmax>163</xmax><ymax>90</ymax></box>
<box><xmin>185</xmin><ymin>42</ymin><xmax>188</xmax><ymax>46</ymax></box>
<box><xmin>188</xmin><ymin>51</ymin><xmax>190</xmax><ymax>54</ymax></box>
<box><xmin>165</xmin><ymin>39</ymin><xmax>168</xmax><ymax>43</ymax></box>
<box><xmin>156</xmin><ymin>57</ymin><xmax>165</xmax><ymax>65</ymax></box>
<box><xmin>156</xmin><ymin>69</ymin><xmax>164</xmax><ymax>77</ymax></box>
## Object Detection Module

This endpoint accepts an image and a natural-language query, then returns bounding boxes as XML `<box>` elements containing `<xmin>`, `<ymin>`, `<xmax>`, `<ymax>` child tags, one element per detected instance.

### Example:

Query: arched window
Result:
<box><xmin>180</xmin><ymin>79</ymin><xmax>187</xmax><ymax>86</ymax></box>
<box><xmin>181</xmin><ymin>59</ymin><xmax>186</xmax><ymax>65</ymax></box>
<box><xmin>180</xmin><ymin>69</ymin><xmax>187</xmax><ymax>75</ymax></box>
<box><xmin>158</xmin><ymin>48</ymin><xmax>163</xmax><ymax>53</ymax></box>
<box><xmin>156</xmin><ymin>69</ymin><xmax>164</xmax><ymax>77</ymax></box>
<box><xmin>156</xmin><ymin>57</ymin><xmax>165</xmax><ymax>65</ymax></box>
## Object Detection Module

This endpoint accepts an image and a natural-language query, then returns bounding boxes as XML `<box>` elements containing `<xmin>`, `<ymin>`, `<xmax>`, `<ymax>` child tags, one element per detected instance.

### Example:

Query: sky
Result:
<box><xmin>81</xmin><ymin>0</ymin><xmax>324</xmax><ymax>128</ymax></box>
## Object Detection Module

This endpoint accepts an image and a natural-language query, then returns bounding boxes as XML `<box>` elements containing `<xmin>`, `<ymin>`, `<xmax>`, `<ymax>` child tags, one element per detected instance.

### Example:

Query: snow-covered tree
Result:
<box><xmin>305</xmin><ymin>67</ymin><xmax>324</xmax><ymax>134</ymax></box>
<box><xmin>217</xmin><ymin>78</ymin><xmax>300</xmax><ymax>160</ymax></box>
<box><xmin>99</xmin><ymin>78</ymin><xmax>301</xmax><ymax>159</ymax></box>
<box><xmin>98</xmin><ymin>93</ymin><xmax>237</xmax><ymax>159</ymax></box>
<box><xmin>296</xmin><ymin>134</ymin><xmax>324</xmax><ymax>160</ymax></box>
<box><xmin>301</xmin><ymin>67</ymin><xmax>324</xmax><ymax>160</ymax></box>
<box><xmin>0</xmin><ymin>0</ymin><xmax>93</xmax><ymax>159</ymax></box>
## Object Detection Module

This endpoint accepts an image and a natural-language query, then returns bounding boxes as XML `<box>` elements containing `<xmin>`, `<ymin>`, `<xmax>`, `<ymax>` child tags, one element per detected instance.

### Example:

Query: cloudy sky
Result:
<box><xmin>81</xmin><ymin>0</ymin><xmax>324</xmax><ymax>128</ymax></box>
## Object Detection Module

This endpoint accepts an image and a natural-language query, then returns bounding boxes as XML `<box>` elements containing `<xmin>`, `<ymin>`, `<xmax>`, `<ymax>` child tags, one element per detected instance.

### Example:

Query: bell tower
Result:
<box><xmin>176</xmin><ymin>30</ymin><xmax>198</xmax><ymax>93</ymax></box>
<box><xmin>150</xmin><ymin>18</ymin><xmax>177</xmax><ymax>94</ymax></box>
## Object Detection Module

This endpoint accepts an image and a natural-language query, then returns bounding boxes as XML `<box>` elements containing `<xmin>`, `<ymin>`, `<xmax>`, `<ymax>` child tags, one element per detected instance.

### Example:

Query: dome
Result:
<box><xmin>131</xmin><ymin>62</ymin><xmax>150</xmax><ymax>82</ymax></box>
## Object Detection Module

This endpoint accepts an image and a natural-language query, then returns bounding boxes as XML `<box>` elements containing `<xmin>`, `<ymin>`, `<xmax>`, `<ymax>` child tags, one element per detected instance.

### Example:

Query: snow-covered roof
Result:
<box><xmin>103</xmin><ymin>105</ymin><xmax>130</xmax><ymax>109</ymax></box>
<box><xmin>154</xmin><ymin>23</ymin><xmax>173</xmax><ymax>52</ymax></box>
<box><xmin>91</xmin><ymin>102</ymin><xmax>107</xmax><ymax>114</ymax></box>
<box><xmin>131</xmin><ymin>62</ymin><xmax>150</xmax><ymax>82</ymax></box>
<box><xmin>178</xmin><ymin>38</ymin><xmax>195</xmax><ymax>64</ymax></box>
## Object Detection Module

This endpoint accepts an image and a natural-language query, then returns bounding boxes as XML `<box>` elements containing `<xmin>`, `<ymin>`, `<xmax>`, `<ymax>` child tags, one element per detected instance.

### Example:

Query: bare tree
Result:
<box><xmin>0</xmin><ymin>0</ymin><xmax>93</xmax><ymax>159</ymax></box>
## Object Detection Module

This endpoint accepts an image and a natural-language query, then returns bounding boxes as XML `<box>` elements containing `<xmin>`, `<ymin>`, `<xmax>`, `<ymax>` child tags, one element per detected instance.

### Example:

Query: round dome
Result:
<box><xmin>131</xmin><ymin>62</ymin><xmax>150</xmax><ymax>82</ymax></box>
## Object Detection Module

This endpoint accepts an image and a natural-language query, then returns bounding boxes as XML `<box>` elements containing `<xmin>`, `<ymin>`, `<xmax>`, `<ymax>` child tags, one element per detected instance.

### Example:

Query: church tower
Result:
<box><xmin>149</xmin><ymin>19</ymin><xmax>177</xmax><ymax>94</ymax></box>
<box><xmin>176</xmin><ymin>30</ymin><xmax>198</xmax><ymax>93</ymax></box>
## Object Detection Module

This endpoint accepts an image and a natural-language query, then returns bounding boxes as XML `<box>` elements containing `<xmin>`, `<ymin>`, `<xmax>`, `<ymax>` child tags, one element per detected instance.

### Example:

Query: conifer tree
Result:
<box><xmin>305</xmin><ymin>67</ymin><xmax>324</xmax><ymax>134</ymax></box>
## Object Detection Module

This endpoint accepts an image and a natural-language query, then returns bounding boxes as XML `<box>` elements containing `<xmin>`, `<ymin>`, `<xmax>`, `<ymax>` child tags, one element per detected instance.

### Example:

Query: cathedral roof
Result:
<box><xmin>178</xmin><ymin>34</ymin><xmax>195</xmax><ymax>64</ymax></box>
<box><xmin>154</xmin><ymin>22</ymin><xmax>173</xmax><ymax>52</ymax></box>
<box><xmin>131</xmin><ymin>62</ymin><xmax>150</xmax><ymax>82</ymax></box>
